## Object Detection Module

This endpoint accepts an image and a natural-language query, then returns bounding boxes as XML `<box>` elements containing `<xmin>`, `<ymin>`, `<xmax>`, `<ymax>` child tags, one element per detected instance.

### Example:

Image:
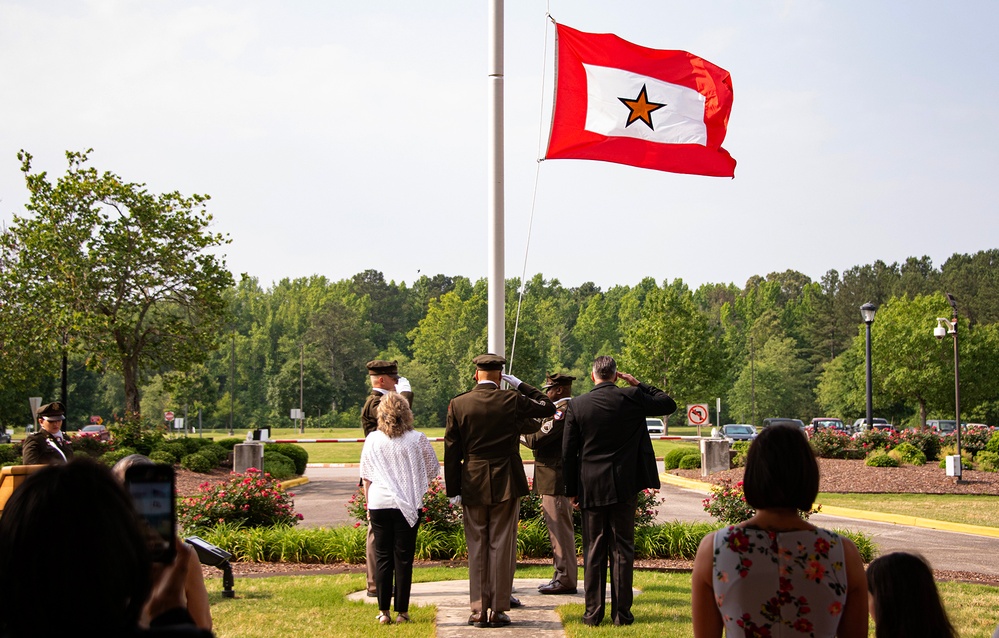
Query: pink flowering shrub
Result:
<box><xmin>178</xmin><ymin>467</ymin><xmax>303</xmax><ymax>531</ymax></box>
<box><xmin>703</xmin><ymin>478</ymin><xmax>819</xmax><ymax>525</ymax></box>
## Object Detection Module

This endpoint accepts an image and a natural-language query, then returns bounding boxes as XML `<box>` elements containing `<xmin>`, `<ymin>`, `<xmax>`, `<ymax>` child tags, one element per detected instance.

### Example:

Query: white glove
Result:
<box><xmin>501</xmin><ymin>373</ymin><xmax>522</xmax><ymax>389</ymax></box>
<box><xmin>395</xmin><ymin>376</ymin><xmax>412</xmax><ymax>393</ymax></box>
<box><xmin>449</xmin><ymin>495</ymin><xmax>462</xmax><ymax>507</ymax></box>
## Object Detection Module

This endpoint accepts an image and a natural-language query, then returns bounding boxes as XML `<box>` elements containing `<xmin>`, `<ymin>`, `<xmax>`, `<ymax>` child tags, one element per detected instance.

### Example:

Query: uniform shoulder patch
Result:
<box><xmin>541</xmin><ymin>421</ymin><xmax>553</xmax><ymax>434</ymax></box>
<box><xmin>553</xmin><ymin>409</ymin><xmax>564</xmax><ymax>421</ymax></box>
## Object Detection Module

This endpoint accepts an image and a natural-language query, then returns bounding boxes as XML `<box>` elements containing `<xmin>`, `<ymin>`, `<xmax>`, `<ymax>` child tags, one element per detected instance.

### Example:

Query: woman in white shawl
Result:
<box><xmin>360</xmin><ymin>391</ymin><xmax>440</xmax><ymax>624</ymax></box>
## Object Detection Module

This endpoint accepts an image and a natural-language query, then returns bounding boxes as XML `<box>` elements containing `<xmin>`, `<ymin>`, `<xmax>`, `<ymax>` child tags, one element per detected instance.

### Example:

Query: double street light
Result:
<box><xmin>860</xmin><ymin>303</ymin><xmax>877</xmax><ymax>431</ymax></box>
<box><xmin>933</xmin><ymin>293</ymin><xmax>962</xmax><ymax>481</ymax></box>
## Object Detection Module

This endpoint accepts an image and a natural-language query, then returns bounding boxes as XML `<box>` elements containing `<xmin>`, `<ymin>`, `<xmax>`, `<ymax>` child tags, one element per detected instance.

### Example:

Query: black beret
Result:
<box><xmin>542</xmin><ymin>373</ymin><xmax>576</xmax><ymax>389</ymax></box>
<box><xmin>472</xmin><ymin>353</ymin><xmax>506</xmax><ymax>371</ymax></box>
<box><xmin>366</xmin><ymin>360</ymin><xmax>400</xmax><ymax>378</ymax></box>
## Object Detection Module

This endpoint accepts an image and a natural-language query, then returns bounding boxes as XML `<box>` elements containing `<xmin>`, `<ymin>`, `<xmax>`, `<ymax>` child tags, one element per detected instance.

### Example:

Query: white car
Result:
<box><xmin>646</xmin><ymin>418</ymin><xmax>665</xmax><ymax>435</ymax></box>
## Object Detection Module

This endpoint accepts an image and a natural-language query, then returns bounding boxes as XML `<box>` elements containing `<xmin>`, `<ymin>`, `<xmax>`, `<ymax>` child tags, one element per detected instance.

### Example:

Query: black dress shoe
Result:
<box><xmin>468</xmin><ymin>611</ymin><xmax>484</xmax><ymax>626</ymax></box>
<box><xmin>540</xmin><ymin>584</ymin><xmax>577</xmax><ymax>595</ymax></box>
<box><xmin>509</xmin><ymin>596</ymin><xmax>522</xmax><ymax>608</ymax></box>
<box><xmin>489</xmin><ymin>611</ymin><xmax>511</xmax><ymax>627</ymax></box>
<box><xmin>537</xmin><ymin>579</ymin><xmax>556</xmax><ymax>590</ymax></box>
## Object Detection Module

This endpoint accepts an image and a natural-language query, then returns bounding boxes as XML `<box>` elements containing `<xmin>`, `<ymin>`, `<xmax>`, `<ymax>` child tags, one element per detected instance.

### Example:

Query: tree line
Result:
<box><xmin>3</xmin><ymin>152</ymin><xmax>999</xmax><ymax>431</ymax></box>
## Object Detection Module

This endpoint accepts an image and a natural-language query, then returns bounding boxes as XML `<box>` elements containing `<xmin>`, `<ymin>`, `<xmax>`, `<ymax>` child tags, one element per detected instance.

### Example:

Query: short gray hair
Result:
<box><xmin>592</xmin><ymin>356</ymin><xmax>617</xmax><ymax>382</ymax></box>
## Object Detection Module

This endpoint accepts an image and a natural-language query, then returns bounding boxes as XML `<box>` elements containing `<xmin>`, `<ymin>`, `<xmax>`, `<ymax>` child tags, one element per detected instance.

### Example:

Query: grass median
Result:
<box><xmin>817</xmin><ymin>492</ymin><xmax>999</xmax><ymax>528</ymax></box>
<box><xmin>205</xmin><ymin>564</ymin><xmax>999</xmax><ymax>638</ymax></box>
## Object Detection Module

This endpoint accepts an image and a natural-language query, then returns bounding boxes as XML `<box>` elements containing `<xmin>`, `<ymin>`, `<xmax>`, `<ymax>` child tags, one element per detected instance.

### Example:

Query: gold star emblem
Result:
<box><xmin>618</xmin><ymin>84</ymin><xmax>666</xmax><ymax>131</ymax></box>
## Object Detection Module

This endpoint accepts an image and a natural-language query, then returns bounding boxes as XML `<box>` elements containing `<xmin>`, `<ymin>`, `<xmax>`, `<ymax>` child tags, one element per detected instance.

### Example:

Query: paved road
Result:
<box><xmin>294</xmin><ymin>465</ymin><xmax>999</xmax><ymax>577</ymax></box>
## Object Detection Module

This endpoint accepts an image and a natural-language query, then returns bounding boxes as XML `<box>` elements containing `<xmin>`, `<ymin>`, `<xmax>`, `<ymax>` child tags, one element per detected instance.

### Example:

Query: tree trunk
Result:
<box><xmin>918</xmin><ymin>397</ymin><xmax>927</xmax><ymax>432</ymax></box>
<box><xmin>123</xmin><ymin>356</ymin><xmax>141</xmax><ymax>415</ymax></box>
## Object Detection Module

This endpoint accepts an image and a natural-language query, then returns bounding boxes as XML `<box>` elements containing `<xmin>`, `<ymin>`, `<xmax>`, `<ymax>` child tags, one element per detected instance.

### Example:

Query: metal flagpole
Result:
<box><xmin>487</xmin><ymin>0</ymin><xmax>505</xmax><ymax>357</ymax></box>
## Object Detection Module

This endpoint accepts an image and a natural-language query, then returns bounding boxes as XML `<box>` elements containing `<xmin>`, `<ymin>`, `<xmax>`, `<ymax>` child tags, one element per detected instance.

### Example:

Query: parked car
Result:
<box><xmin>646</xmin><ymin>418</ymin><xmax>665</xmax><ymax>435</ymax></box>
<box><xmin>720</xmin><ymin>424</ymin><xmax>757</xmax><ymax>441</ymax></box>
<box><xmin>810</xmin><ymin>417</ymin><xmax>847</xmax><ymax>433</ymax></box>
<box><xmin>851</xmin><ymin>418</ymin><xmax>894</xmax><ymax>434</ymax></box>
<box><xmin>0</xmin><ymin>427</ymin><xmax>9</xmax><ymax>444</ymax></box>
<box><xmin>762</xmin><ymin>418</ymin><xmax>805</xmax><ymax>429</ymax></box>
<box><xmin>78</xmin><ymin>424</ymin><xmax>110</xmax><ymax>442</ymax></box>
<box><xmin>926</xmin><ymin>419</ymin><xmax>961</xmax><ymax>434</ymax></box>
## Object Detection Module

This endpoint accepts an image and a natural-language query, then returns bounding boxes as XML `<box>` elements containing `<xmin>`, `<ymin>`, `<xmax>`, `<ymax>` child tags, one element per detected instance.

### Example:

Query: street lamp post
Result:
<box><xmin>934</xmin><ymin>293</ymin><xmax>962</xmax><ymax>481</ymax></box>
<box><xmin>860</xmin><ymin>303</ymin><xmax>878</xmax><ymax>431</ymax></box>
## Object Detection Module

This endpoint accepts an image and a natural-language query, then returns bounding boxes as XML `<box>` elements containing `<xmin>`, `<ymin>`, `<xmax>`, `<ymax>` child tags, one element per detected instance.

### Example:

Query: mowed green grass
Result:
<box><xmin>817</xmin><ymin>492</ymin><xmax>999</xmax><ymax>529</ymax></box>
<box><xmin>206</xmin><ymin>565</ymin><xmax>999</xmax><ymax>638</ymax></box>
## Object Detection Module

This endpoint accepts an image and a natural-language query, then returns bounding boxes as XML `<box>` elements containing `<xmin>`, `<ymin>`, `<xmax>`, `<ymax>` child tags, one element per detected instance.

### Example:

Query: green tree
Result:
<box><xmin>0</xmin><ymin>150</ymin><xmax>232</xmax><ymax>414</ymax></box>
<box><xmin>729</xmin><ymin>336</ymin><xmax>814</xmax><ymax>424</ymax></box>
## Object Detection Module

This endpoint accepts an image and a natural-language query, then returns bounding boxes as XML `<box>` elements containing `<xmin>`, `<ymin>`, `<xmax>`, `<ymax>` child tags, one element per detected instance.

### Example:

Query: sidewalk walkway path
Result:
<box><xmin>347</xmin><ymin>578</ymin><xmax>637</xmax><ymax>637</ymax></box>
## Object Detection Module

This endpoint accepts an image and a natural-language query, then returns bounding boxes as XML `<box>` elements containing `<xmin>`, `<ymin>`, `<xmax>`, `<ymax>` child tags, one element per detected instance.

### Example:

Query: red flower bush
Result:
<box><xmin>178</xmin><ymin>467</ymin><xmax>302</xmax><ymax>531</ymax></box>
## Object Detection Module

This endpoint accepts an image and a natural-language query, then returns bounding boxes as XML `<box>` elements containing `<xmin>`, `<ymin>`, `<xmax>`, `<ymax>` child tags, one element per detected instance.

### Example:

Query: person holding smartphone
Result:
<box><xmin>0</xmin><ymin>459</ymin><xmax>213</xmax><ymax>637</ymax></box>
<box><xmin>114</xmin><ymin>454</ymin><xmax>213</xmax><ymax>631</ymax></box>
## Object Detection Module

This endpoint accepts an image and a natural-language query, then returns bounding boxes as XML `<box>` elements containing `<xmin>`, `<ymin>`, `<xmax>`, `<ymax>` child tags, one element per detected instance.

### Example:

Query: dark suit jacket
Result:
<box><xmin>361</xmin><ymin>389</ymin><xmax>414</xmax><ymax>437</ymax></box>
<box><xmin>562</xmin><ymin>381</ymin><xmax>676</xmax><ymax>508</ymax></box>
<box><xmin>521</xmin><ymin>397</ymin><xmax>571</xmax><ymax>495</ymax></box>
<box><xmin>444</xmin><ymin>382</ymin><xmax>554</xmax><ymax>506</ymax></box>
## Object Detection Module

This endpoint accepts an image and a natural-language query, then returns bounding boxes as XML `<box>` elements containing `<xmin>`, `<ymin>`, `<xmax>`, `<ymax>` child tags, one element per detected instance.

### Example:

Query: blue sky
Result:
<box><xmin>2</xmin><ymin>1</ymin><xmax>997</xmax><ymax>292</ymax></box>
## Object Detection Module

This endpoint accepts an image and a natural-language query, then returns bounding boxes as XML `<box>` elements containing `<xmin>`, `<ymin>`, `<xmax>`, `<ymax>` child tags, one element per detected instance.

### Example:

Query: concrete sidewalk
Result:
<box><xmin>347</xmin><ymin>578</ymin><xmax>636</xmax><ymax>637</ymax></box>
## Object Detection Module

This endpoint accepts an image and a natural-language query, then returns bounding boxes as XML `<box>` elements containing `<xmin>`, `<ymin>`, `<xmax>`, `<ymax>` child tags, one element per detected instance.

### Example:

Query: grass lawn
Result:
<box><xmin>206</xmin><ymin>564</ymin><xmax>999</xmax><ymax>638</ymax></box>
<box><xmin>817</xmin><ymin>492</ymin><xmax>999</xmax><ymax>528</ymax></box>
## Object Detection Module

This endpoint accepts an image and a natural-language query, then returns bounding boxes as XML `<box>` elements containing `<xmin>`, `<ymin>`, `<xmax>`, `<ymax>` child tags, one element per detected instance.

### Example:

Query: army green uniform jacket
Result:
<box><xmin>521</xmin><ymin>397</ymin><xmax>571</xmax><ymax>496</ymax></box>
<box><xmin>444</xmin><ymin>382</ymin><xmax>554</xmax><ymax>506</ymax></box>
<box><xmin>22</xmin><ymin>430</ymin><xmax>74</xmax><ymax>465</ymax></box>
<box><xmin>361</xmin><ymin>388</ymin><xmax>414</xmax><ymax>437</ymax></box>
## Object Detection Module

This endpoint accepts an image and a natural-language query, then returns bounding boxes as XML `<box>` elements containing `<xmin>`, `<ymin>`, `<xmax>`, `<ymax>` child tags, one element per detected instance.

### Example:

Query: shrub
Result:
<box><xmin>197</xmin><ymin>443</ymin><xmax>228</xmax><ymax>466</ymax></box>
<box><xmin>267</xmin><ymin>443</ymin><xmax>308</xmax><ymax>475</ymax></box>
<box><xmin>809</xmin><ymin>429</ymin><xmax>855</xmax><ymax>459</ymax></box>
<box><xmin>635</xmin><ymin>489</ymin><xmax>665</xmax><ymax>528</ymax></box>
<box><xmin>0</xmin><ymin>444</ymin><xmax>18</xmax><ymax>464</ymax></box>
<box><xmin>976</xmin><ymin>451</ymin><xmax>999</xmax><ymax>472</ymax></box>
<box><xmin>100</xmin><ymin>446</ymin><xmax>138</xmax><ymax>467</ymax></box>
<box><xmin>148</xmin><ymin>450</ymin><xmax>176</xmax><ymax>465</ymax></box>
<box><xmin>865</xmin><ymin>452</ymin><xmax>899</xmax><ymax>467</ymax></box>
<box><xmin>730</xmin><ymin>441</ymin><xmax>750</xmax><ymax>467</ymax></box>
<box><xmin>181</xmin><ymin>452</ymin><xmax>215</xmax><ymax>474</ymax></box>
<box><xmin>178</xmin><ymin>467</ymin><xmax>302</xmax><ymax>532</ymax></box>
<box><xmin>519</xmin><ymin>480</ymin><xmax>543</xmax><ymax>522</ymax></box>
<box><xmin>854</xmin><ymin>429</ymin><xmax>892</xmax><ymax>454</ymax></box>
<box><xmin>960</xmin><ymin>424</ymin><xmax>993</xmax><ymax>455</ymax></box>
<box><xmin>678</xmin><ymin>453</ymin><xmax>701</xmax><ymax>470</ymax></box>
<box><xmin>702</xmin><ymin>479</ymin><xmax>754</xmax><ymax>525</ymax></box>
<box><xmin>664</xmin><ymin>447</ymin><xmax>694</xmax><ymax>470</ymax></box>
<box><xmin>890</xmin><ymin>442</ymin><xmax>926</xmax><ymax>466</ymax></box>
<box><xmin>70</xmin><ymin>433</ymin><xmax>111</xmax><ymax>459</ymax></box>
<box><xmin>986</xmin><ymin>432</ymin><xmax>999</xmax><ymax>455</ymax></box>
<box><xmin>896</xmin><ymin>428</ymin><xmax>942</xmax><ymax>460</ymax></box>
<box><xmin>215</xmin><ymin>438</ymin><xmax>245</xmax><ymax>451</ymax></box>
<box><xmin>106</xmin><ymin>411</ymin><xmax>164</xmax><ymax>455</ymax></box>
<box><xmin>262</xmin><ymin>451</ymin><xmax>296</xmax><ymax>480</ymax></box>
<box><xmin>153</xmin><ymin>441</ymin><xmax>188</xmax><ymax>463</ymax></box>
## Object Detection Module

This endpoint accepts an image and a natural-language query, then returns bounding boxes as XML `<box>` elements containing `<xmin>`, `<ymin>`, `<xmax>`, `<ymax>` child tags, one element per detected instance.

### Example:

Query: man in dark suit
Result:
<box><xmin>444</xmin><ymin>353</ymin><xmax>555</xmax><ymax>628</ymax></box>
<box><xmin>23</xmin><ymin>401</ymin><xmax>74</xmax><ymax>465</ymax></box>
<box><xmin>360</xmin><ymin>359</ymin><xmax>414</xmax><ymax>596</ymax></box>
<box><xmin>563</xmin><ymin>355</ymin><xmax>676</xmax><ymax>627</ymax></box>
<box><xmin>521</xmin><ymin>373</ymin><xmax>578</xmax><ymax>595</ymax></box>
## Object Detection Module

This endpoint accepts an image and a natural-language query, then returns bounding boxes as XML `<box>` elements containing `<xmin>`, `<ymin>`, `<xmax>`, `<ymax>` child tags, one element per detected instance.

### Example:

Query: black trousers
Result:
<box><xmin>369</xmin><ymin>508</ymin><xmax>420</xmax><ymax>613</ymax></box>
<box><xmin>580</xmin><ymin>495</ymin><xmax>637</xmax><ymax>626</ymax></box>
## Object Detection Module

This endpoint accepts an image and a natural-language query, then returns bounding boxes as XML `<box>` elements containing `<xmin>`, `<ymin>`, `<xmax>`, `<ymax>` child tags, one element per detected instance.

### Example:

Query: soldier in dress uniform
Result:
<box><xmin>444</xmin><ymin>353</ymin><xmax>555</xmax><ymax>628</ymax></box>
<box><xmin>361</xmin><ymin>359</ymin><xmax>414</xmax><ymax>596</ymax></box>
<box><xmin>521</xmin><ymin>373</ymin><xmax>578</xmax><ymax>595</ymax></box>
<box><xmin>22</xmin><ymin>401</ymin><xmax>74</xmax><ymax>465</ymax></box>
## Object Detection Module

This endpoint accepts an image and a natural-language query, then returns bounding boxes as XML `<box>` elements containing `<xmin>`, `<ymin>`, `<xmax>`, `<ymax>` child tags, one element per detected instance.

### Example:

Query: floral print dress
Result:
<box><xmin>712</xmin><ymin>526</ymin><xmax>848</xmax><ymax>637</ymax></box>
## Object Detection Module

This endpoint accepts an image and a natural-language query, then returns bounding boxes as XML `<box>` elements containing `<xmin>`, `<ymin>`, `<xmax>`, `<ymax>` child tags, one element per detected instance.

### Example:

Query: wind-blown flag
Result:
<box><xmin>545</xmin><ymin>23</ymin><xmax>736</xmax><ymax>177</ymax></box>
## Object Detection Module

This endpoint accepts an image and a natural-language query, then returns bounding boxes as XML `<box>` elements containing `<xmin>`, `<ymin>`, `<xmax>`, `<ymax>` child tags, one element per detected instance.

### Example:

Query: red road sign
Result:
<box><xmin>164</xmin><ymin>411</ymin><xmax>175</xmax><ymax>422</ymax></box>
<box><xmin>687</xmin><ymin>403</ymin><xmax>709</xmax><ymax>426</ymax></box>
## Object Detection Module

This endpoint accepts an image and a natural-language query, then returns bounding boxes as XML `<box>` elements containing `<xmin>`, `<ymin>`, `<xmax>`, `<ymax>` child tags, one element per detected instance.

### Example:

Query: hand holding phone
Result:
<box><xmin>125</xmin><ymin>464</ymin><xmax>177</xmax><ymax>563</ymax></box>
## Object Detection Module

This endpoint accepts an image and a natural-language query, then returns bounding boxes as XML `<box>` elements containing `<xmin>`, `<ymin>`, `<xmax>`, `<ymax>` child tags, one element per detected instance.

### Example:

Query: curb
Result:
<box><xmin>659</xmin><ymin>472</ymin><xmax>999</xmax><ymax>539</ymax></box>
<box><xmin>280</xmin><ymin>476</ymin><xmax>310</xmax><ymax>489</ymax></box>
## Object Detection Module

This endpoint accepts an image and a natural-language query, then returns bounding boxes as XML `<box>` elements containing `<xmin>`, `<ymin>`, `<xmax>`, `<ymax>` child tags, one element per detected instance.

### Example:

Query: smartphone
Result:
<box><xmin>124</xmin><ymin>463</ymin><xmax>177</xmax><ymax>563</ymax></box>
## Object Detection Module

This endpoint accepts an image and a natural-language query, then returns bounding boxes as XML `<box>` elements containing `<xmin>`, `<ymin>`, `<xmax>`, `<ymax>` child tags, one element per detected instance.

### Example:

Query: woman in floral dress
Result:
<box><xmin>691</xmin><ymin>424</ymin><xmax>868</xmax><ymax>637</ymax></box>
